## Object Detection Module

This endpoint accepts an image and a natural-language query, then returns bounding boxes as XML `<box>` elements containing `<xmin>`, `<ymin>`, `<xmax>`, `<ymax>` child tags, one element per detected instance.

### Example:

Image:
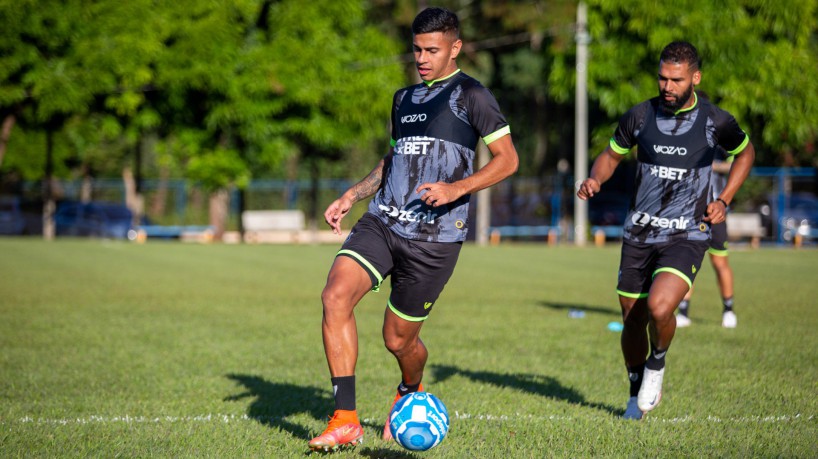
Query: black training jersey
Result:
<box><xmin>609</xmin><ymin>93</ymin><xmax>749</xmax><ymax>243</ymax></box>
<box><xmin>368</xmin><ymin>70</ymin><xmax>510</xmax><ymax>242</ymax></box>
<box><xmin>710</xmin><ymin>147</ymin><xmax>731</xmax><ymax>203</ymax></box>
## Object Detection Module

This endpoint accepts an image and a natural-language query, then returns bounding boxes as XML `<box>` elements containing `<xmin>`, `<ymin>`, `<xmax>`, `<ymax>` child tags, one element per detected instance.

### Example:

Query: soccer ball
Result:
<box><xmin>388</xmin><ymin>392</ymin><xmax>449</xmax><ymax>451</ymax></box>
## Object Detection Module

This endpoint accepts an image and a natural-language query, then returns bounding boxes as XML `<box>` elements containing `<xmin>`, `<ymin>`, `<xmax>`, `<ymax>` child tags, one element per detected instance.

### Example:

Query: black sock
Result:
<box><xmin>627</xmin><ymin>363</ymin><xmax>645</xmax><ymax>397</ymax></box>
<box><xmin>331</xmin><ymin>376</ymin><xmax>356</xmax><ymax>411</ymax></box>
<box><xmin>397</xmin><ymin>381</ymin><xmax>421</xmax><ymax>397</ymax></box>
<box><xmin>678</xmin><ymin>299</ymin><xmax>690</xmax><ymax>316</ymax></box>
<box><xmin>723</xmin><ymin>297</ymin><xmax>734</xmax><ymax>312</ymax></box>
<box><xmin>646</xmin><ymin>344</ymin><xmax>667</xmax><ymax>371</ymax></box>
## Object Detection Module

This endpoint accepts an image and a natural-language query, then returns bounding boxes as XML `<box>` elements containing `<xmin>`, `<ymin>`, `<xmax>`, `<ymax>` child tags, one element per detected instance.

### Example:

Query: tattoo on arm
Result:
<box><xmin>350</xmin><ymin>160</ymin><xmax>385</xmax><ymax>202</ymax></box>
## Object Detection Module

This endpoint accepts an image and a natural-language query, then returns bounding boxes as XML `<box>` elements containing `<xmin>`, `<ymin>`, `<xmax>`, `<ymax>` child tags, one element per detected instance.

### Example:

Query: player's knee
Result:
<box><xmin>321</xmin><ymin>284</ymin><xmax>352</xmax><ymax>316</ymax></box>
<box><xmin>383</xmin><ymin>334</ymin><xmax>417</xmax><ymax>357</ymax></box>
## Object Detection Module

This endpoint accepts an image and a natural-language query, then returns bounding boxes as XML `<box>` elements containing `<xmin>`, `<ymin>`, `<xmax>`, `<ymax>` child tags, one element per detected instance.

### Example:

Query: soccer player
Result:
<box><xmin>577</xmin><ymin>41</ymin><xmax>754</xmax><ymax>420</ymax></box>
<box><xmin>676</xmin><ymin>145</ymin><xmax>738</xmax><ymax>329</ymax></box>
<box><xmin>308</xmin><ymin>7</ymin><xmax>519</xmax><ymax>451</ymax></box>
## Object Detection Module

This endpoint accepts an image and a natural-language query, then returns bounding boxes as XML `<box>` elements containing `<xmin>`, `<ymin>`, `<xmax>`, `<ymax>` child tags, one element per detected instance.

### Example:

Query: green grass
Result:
<box><xmin>0</xmin><ymin>239</ymin><xmax>816</xmax><ymax>457</ymax></box>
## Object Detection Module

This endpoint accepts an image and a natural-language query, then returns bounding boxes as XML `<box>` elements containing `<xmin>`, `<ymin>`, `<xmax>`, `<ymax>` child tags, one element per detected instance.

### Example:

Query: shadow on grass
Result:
<box><xmin>224</xmin><ymin>373</ymin><xmax>332</xmax><ymax>441</ymax></box>
<box><xmin>431</xmin><ymin>364</ymin><xmax>620</xmax><ymax>415</ymax></box>
<box><xmin>225</xmin><ymin>374</ymin><xmax>429</xmax><ymax>457</ymax></box>
<box><xmin>538</xmin><ymin>300</ymin><xmax>621</xmax><ymax>316</ymax></box>
<box><xmin>358</xmin><ymin>447</ymin><xmax>421</xmax><ymax>459</ymax></box>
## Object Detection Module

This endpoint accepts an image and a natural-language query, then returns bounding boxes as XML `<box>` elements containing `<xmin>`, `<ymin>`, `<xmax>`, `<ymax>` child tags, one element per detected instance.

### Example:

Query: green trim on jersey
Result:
<box><xmin>423</xmin><ymin>69</ymin><xmax>462</xmax><ymax>87</ymax></box>
<box><xmin>337</xmin><ymin>249</ymin><xmax>384</xmax><ymax>291</ymax></box>
<box><xmin>708</xmin><ymin>247</ymin><xmax>729</xmax><ymax>257</ymax></box>
<box><xmin>616</xmin><ymin>290</ymin><xmax>649</xmax><ymax>299</ymax></box>
<box><xmin>484</xmin><ymin>126</ymin><xmax>510</xmax><ymax>145</ymax></box>
<box><xmin>387</xmin><ymin>299</ymin><xmax>429</xmax><ymax>322</ymax></box>
<box><xmin>609</xmin><ymin>138</ymin><xmax>630</xmax><ymax>155</ymax></box>
<box><xmin>390</xmin><ymin>138</ymin><xmax>397</xmax><ymax>147</ymax></box>
<box><xmin>727</xmin><ymin>134</ymin><xmax>750</xmax><ymax>156</ymax></box>
<box><xmin>653</xmin><ymin>267</ymin><xmax>693</xmax><ymax>289</ymax></box>
<box><xmin>673</xmin><ymin>91</ymin><xmax>699</xmax><ymax>116</ymax></box>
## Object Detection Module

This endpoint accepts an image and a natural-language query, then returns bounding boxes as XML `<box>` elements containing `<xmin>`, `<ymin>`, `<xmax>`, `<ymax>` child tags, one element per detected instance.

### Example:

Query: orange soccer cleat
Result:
<box><xmin>308</xmin><ymin>410</ymin><xmax>364</xmax><ymax>452</ymax></box>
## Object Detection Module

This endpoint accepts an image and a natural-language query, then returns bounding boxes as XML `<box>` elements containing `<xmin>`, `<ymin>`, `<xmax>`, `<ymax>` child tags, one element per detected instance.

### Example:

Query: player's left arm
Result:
<box><xmin>417</xmin><ymin>133</ymin><xmax>519</xmax><ymax>208</ymax></box>
<box><xmin>704</xmin><ymin>139</ymin><xmax>755</xmax><ymax>224</ymax></box>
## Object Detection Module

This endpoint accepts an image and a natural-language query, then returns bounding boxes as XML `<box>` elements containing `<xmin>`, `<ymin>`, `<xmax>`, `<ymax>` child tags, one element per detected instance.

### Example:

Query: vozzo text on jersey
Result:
<box><xmin>379</xmin><ymin>204</ymin><xmax>440</xmax><ymax>224</ymax></box>
<box><xmin>631</xmin><ymin>211</ymin><xmax>690</xmax><ymax>230</ymax></box>
<box><xmin>653</xmin><ymin>144</ymin><xmax>688</xmax><ymax>155</ymax></box>
<box><xmin>400</xmin><ymin>113</ymin><xmax>427</xmax><ymax>124</ymax></box>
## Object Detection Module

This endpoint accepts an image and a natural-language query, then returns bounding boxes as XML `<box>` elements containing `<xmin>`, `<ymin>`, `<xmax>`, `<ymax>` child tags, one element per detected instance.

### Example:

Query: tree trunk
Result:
<box><xmin>122</xmin><ymin>166</ymin><xmax>144</xmax><ymax>227</ymax></box>
<box><xmin>208</xmin><ymin>188</ymin><xmax>229</xmax><ymax>241</ymax></box>
<box><xmin>43</xmin><ymin>130</ymin><xmax>55</xmax><ymax>241</ymax></box>
<box><xmin>0</xmin><ymin>113</ymin><xmax>16</xmax><ymax>169</ymax></box>
<box><xmin>150</xmin><ymin>166</ymin><xmax>170</xmax><ymax>218</ymax></box>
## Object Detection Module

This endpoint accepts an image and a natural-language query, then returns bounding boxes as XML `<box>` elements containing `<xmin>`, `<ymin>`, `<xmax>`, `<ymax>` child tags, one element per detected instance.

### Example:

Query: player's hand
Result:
<box><xmin>577</xmin><ymin>178</ymin><xmax>601</xmax><ymax>200</ymax></box>
<box><xmin>324</xmin><ymin>197</ymin><xmax>353</xmax><ymax>235</ymax></box>
<box><xmin>703</xmin><ymin>200</ymin><xmax>727</xmax><ymax>224</ymax></box>
<box><xmin>416</xmin><ymin>182</ymin><xmax>464</xmax><ymax>208</ymax></box>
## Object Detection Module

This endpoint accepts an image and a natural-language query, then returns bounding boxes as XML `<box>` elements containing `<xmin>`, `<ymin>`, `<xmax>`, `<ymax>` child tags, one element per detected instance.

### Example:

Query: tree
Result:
<box><xmin>549</xmin><ymin>0</ymin><xmax>818</xmax><ymax>166</ymax></box>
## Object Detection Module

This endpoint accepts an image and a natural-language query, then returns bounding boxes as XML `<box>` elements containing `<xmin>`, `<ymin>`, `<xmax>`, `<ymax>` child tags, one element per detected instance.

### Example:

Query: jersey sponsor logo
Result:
<box><xmin>378</xmin><ymin>204</ymin><xmax>438</xmax><ymax>224</ymax></box>
<box><xmin>631</xmin><ymin>211</ymin><xmax>690</xmax><ymax>230</ymax></box>
<box><xmin>400</xmin><ymin>113</ymin><xmax>427</xmax><ymax>124</ymax></box>
<box><xmin>650</xmin><ymin>165</ymin><xmax>687</xmax><ymax>180</ymax></box>
<box><xmin>395</xmin><ymin>136</ymin><xmax>434</xmax><ymax>155</ymax></box>
<box><xmin>653</xmin><ymin>144</ymin><xmax>688</xmax><ymax>156</ymax></box>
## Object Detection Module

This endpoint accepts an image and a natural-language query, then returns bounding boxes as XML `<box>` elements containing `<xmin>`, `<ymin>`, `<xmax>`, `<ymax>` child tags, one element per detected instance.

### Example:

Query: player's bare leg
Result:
<box><xmin>321</xmin><ymin>256</ymin><xmax>372</xmax><ymax>376</ymax></box>
<box><xmin>309</xmin><ymin>257</ymin><xmax>373</xmax><ymax>451</ymax></box>
<box><xmin>381</xmin><ymin>310</ymin><xmax>426</xmax><ymax>440</ymax></box>
<box><xmin>637</xmin><ymin>272</ymin><xmax>689</xmax><ymax>412</ymax></box>
<box><xmin>620</xmin><ymin>296</ymin><xmax>649</xmax><ymax>419</ymax></box>
<box><xmin>711</xmin><ymin>254</ymin><xmax>737</xmax><ymax>328</ymax></box>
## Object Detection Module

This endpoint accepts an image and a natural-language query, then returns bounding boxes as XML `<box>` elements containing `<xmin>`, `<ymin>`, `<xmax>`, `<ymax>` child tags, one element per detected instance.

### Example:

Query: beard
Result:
<box><xmin>659</xmin><ymin>84</ymin><xmax>694</xmax><ymax>115</ymax></box>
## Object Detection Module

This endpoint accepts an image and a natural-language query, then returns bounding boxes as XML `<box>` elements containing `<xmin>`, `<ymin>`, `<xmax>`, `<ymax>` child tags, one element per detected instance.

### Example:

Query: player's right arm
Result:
<box><xmin>577</xmin><ymin>103</ymin><xmax>641</xmax><ymax>200</ymax></box>
<box><xmin>577</xmin><ymin>146</ymin><xmax>625</xmax><ymax>200</ymax></box>
<box><xmin>324</xmin><ymin>154</ymin><xmax>391</xmax><ymax>235</ymax></box>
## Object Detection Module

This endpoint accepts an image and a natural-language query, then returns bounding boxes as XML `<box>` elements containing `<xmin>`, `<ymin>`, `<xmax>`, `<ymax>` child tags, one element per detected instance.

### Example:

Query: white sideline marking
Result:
<box><xmin>7</xmin><ymin>412</ymin><xmax>814</xmax><ymax>426</ymax></box>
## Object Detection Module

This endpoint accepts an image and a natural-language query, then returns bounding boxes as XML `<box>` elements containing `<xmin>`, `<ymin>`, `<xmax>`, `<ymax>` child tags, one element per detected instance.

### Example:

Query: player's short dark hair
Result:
<box><xmin>660</xmin><ymin>41</ymin><xmax>701</xmax><ymax>71</ymax></box>
<box><xmin>412</xmin><ymin>7</ymin><xmax>459</xmax><ymax>38</ymax></box>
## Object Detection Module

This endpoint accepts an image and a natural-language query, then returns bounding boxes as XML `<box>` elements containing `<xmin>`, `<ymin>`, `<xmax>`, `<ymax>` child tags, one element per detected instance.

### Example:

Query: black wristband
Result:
<box><xmin>717</xmin><ymin>198</ymin><xmax>728</xmax><ymax>208</ymax></box>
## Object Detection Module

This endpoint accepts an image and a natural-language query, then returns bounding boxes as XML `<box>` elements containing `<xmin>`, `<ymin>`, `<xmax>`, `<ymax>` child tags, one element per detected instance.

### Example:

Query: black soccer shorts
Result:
<box><xmin>708</xmin><ymin>221</ymin><xmax>728</xmax><ymax>256</ymax></box>
<box><xmin>337</xmin><ymin>213</ymin><xmax>462</xmax><ymax>321</ymax></box>
<box><xmin>616</xmin><ymin>238</ymin><xmax>709</xmax><ymax>298</ymax></box>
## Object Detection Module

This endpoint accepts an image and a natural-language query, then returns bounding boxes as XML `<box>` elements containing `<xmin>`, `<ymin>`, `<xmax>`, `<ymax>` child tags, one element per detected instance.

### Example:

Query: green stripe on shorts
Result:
<box><xmin>337</xmin><ymin>249</ymin><xmax>384</xmax><ymax>291</ymax></box>
<box><xmin>653</xmin><ymin>267</ymin><xmax>693</xmax><ymax>289</ymax></box>
<box><xmin>387</xmin><ymin>299</ymin><xmax>428</xmax><ymax>322</ymax></box>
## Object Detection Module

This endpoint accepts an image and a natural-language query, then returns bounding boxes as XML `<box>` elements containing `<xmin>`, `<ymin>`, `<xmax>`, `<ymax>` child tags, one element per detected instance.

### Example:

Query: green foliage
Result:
<box><xmin>0</xmin><ymin>240</ymin><xmax>816</xmax><ymax>456</ymax></box>
<box><xmin>550</xmin><ymin>0</ymin><xmax>818</xmax><ymax>161</ymax></box>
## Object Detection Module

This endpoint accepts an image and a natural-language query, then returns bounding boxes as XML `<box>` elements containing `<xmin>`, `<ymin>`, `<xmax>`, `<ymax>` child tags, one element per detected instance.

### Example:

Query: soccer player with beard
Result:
<box><xmin>577</xmin><ymin>41</ymin><xmax>754</xmax><ymax>419</ymax></box>
<box><xmin>308</xmin><ymin>7</ymin><xmax>519</xmax><ymax>451</ymax></box>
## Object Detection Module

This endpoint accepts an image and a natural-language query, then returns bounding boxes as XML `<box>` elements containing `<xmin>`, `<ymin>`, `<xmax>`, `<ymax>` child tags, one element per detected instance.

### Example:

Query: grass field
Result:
<box><xmin>1</xmin><ymin>238</ymin><xmax>816</xmax><ymax>458</ymax></box>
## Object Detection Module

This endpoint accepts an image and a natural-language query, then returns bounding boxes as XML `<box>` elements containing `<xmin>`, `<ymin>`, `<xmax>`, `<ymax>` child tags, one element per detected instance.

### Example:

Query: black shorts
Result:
<box><xmin>708</xmin><ymin>221</ymin><xmax>728</xmax><ymax>255</ymax></box>
<box><xmin>337</xmin><ymin>213</ymin><xmax>462</xmax><ymax>321</ymax></box>
<box><xmin>616</xmin><ymin>238</ymin><xmax>709</xmax><ymax>298</ymax></box>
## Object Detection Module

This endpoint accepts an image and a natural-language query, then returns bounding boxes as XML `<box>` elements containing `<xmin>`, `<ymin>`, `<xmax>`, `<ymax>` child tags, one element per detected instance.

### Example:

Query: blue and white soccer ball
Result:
<box><xmin>388</xmin><ymin>392</ymin><xmax>449</xmax><ymax>451</ymax></box>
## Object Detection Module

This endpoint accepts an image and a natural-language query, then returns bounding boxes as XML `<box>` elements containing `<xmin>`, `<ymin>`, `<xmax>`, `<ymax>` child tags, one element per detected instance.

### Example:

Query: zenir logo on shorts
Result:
<box><xmin>424</xmin><ymin>302</ymin><xmax>433</xmax><ymax>310</ymax></box>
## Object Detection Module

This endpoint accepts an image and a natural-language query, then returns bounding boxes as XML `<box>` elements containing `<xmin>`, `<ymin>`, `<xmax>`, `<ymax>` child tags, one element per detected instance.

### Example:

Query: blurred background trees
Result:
<box><xmin>1</xmin><ymin>0</ymin><xmax>816</xmax><ymax>238</ymax></box>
